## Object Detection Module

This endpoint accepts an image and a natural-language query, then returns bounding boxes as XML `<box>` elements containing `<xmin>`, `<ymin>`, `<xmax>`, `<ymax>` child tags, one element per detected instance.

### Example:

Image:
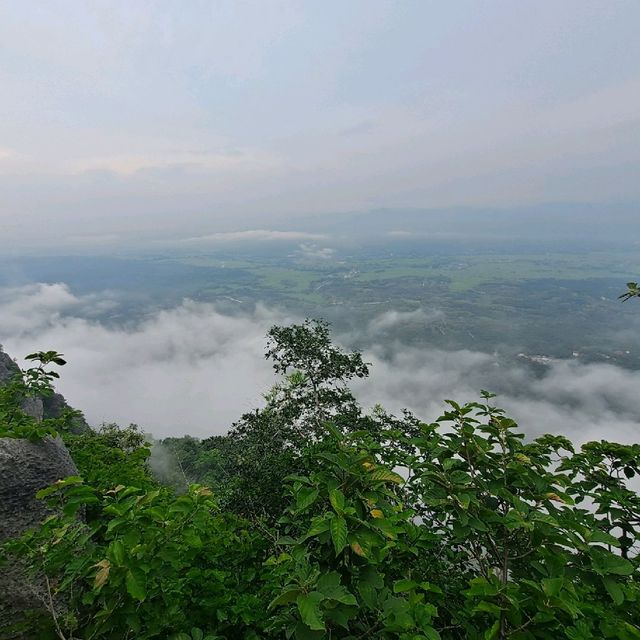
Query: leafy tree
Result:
<box><xmin>0</xmin><ymin>350</ymin><xmax>74</xmax><ymax>440</ymax></box>
<box><xmin>619</xmin><ymin>282</ymin><xmax>640</xmax><ymax>302</ymax></box>
<box><xmin>183</xmin><ymin>319</ymin><xmax>373</xmax><ymax>520</ymax></box>
<box><xmin>264</xmin><ymin>319</ymin><xmax>369</xmax><ymax>432</ymax></box>
<box><xmin>63</xmin><ymin>422</ymin><xmax>157</xmax><ymax>498</ymax></box>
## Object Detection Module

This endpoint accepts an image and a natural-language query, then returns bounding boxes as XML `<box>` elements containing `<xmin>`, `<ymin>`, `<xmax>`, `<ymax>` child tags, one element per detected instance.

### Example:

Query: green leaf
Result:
<box><xmin>589</xmin><ymin>529</ymin><xmax>620</xmax><ymax>547</ymax></box>
<box><xmin>358</xmin><ymin>582</ymin><xmax>377</xmax><ymax>609</ymax></box>
<box><xmin>296</xmin><ymin>487</ymin><xmax>319</xmax><ymax>511</ymax></box>
<box><xmin>485</xmin><ymin>620</ymin><xmax>500</xmax><ymax>640</ymax></box>
<box><xmin>330</xmin><ymin>516</ymin><xmax>348</xmax><ymax>555</ymax></box>
<box><xmin>296</xmin><ymin>592</ymin><xmax>325</xmax><ymax>631</ymax></box>
<box><xmin>125</xmin><ymin>569</ymin><xmax>146</xmax><ymax>602</ymax></box>
<box><xmin>191</xmin><ymin>630</ymin><xmax>204</xmax><ymax>640</ymax></box>
<box><xmin>269</xmin><ymin>588</ymin><xmax>303</xmax><ymax>609</ymax></box>
<box><xmin>304</xmin><ymin>515</ymin><xmax>331</xmax><ymax>539</ymax></box>
<box><xmin>317</xmin><ymin>572</ymin><xmax>357</xmax><ymax>604</ymax></box>
<box><xmin>542</xmin><ymin>577</ymin><xmax>563</xmax><ymax>598</ymax></box>
<box><xmin>109</xmin><ymin>540</ymin><xmax>126</xmax><ymax>567</ymax></box>
<box><xmin>591</xmin><ymin>549</ymin><xmax>635</xmax><ymax>576</ymax></box>
<box><xmin>293</xmin><ymin>621</ymin><xmax>324</xmax><ymax>640</ymax></box>
<box><xmin>466</xmin><ymin>577</ymin><xmax>499</xmax><ymax>597</ymax></box>
<box><xmin>329</xmin><ymin>488</ymin><xmax>345</xmax><ymax>513</ymax></box>
<box><xmin>393</xmin><ymin>578</ymin><xmax>418</xmax><ymax>593</ymax></box>
<box><xmin>474</xmin><ymin>601</ymin><xmax>503</xmax><ymax>616</ymax></box>
<box><xmin>603</xmin><ymin>576</ymin><xmax>624</xmax><ymax>605</ymax></box>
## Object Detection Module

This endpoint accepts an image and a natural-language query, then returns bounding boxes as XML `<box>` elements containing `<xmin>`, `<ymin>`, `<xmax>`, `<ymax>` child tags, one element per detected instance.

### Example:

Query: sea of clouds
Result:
<box><xmin>1</xmin><ymin>283</ymin><xmax>639</xmax><ymax>446</ymax></box>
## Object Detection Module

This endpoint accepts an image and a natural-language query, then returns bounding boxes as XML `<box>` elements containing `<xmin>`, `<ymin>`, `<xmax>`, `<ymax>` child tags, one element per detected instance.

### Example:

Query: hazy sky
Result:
<box><xmin>1</xmin><ymin>1</ymin><xmax>640</xmax><ymax>246</ymax></box>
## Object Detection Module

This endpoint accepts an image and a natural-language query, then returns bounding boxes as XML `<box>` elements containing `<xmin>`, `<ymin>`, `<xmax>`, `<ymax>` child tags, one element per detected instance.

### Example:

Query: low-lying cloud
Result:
<box><xmin>1</xmin><ymin>283</ymin><xmax>638</xmax><ymax>445</ymax></box>
<box><xmin>178</xmin><ymin>229</ymin><xmax>328</xmax><ymax>244</ymax></box>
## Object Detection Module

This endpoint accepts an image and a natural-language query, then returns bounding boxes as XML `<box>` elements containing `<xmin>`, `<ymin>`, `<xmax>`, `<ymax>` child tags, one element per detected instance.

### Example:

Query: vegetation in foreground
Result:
<box><xmin>1</xmin><ymin>308</ymin><xmax>639</xmax><ymax>639</ymax></box>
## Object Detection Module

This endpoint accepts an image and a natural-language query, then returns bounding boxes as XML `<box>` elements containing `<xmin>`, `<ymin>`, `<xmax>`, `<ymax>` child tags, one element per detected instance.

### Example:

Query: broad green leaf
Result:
<box><xmin>304</xmin><ymin>515</ymin><xmax>331</xmax><ymax>539</ymax></box>
<box><xmin>296</xmin><ymin>592</ymin><xmax>325</xmax><ymax>631</ymax></box>
<box><xmin>125</xmin><ymin>569</ymin><xmax>146</xmax><ymax>601</ymax></box>
<box><xmin>191</xmin><ymin>630</ymin><xmax>204</xmax><ymax>640</ymax></box>
<box><xmin>324</xmin><ymin>604</ymin><xmax>356</xmax><ymax>629</ymax></box>
<box><xmin>591</xmin><ymin>549</ymin><xmax>635</xmax><ymax>576</ymax></box>
<box><xmin>358</xmin><ymin>582</ymin><xmax>377</xmax><ymax>609</ymax></box>
<box><xmin>484</xmin><ymin>620</ymin><xmax>500</xmax><ymax>640</ymax></box>
<box><xmin>542</xmin><ymin>577</ymin><xmax>563</xmax><ymax>598</ymax></box>
<box><xmin>603</xmin><ymin>576</ymin><xmax>624</xmax><ymax>605</ymax></box>
<box><xmin>466</xmin><ymin>577</ymin><xmax>499</xmax><ymax>597</ymax></box>
<box><xmin>317</xmin><ymin>572</ymin><xmax>357</xmax><ymax>604</ymax></box>
<box><xmin>393</xmin><ymin>579</ymin><xmax>418</xmax><ymax>593</ymax></box>
<box><xmin>296</xmin><ymin>487</ymin><xmax>319</xmax><ymax>511</ymax></box>
<box><xmin>269</xmin><ymin>588</ymin><xmax>303</xmax><ymax>609</ymax></box>
<box><xmin>293</xmin><ymin>621</ymin><xmax>324</xmax><ymax>640</ymax></box>
<box><xmin>330</xmin><ymin>516</ymin><xmax>348</xmax><ymax>555</ymax></box>
<box><xmin>473</xmin><ymin>601</ymin><xmax>503</xmax><ymax>616</ymax></box>
<box><xmin>109</xmin><ymin>540</ymin><xmax>126</xmax><ymax>566</ymax></box>
<box><xmin>589</xmin><ymin>529</ymin><xmax>620</xmax><ymax>547</ymax></box>
<box><xmin>329</xmin><ymin>488</ymin><xmax>345</xmax><ymax>513</ymax></box>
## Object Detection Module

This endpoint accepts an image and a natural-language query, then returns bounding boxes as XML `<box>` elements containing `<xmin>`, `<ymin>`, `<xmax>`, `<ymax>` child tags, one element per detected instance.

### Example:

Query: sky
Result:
<box><xmin>1</xmin><ymin>1</ymin><xmax>640</xmax><ymax>248</ymax></box>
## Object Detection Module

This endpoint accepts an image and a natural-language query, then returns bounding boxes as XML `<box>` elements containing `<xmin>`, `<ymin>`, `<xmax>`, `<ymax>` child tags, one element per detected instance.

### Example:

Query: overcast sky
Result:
<box><xmin>1</xmin><ymin>1</ymin><xmax>640</xmax><ymax>247</ymax></box>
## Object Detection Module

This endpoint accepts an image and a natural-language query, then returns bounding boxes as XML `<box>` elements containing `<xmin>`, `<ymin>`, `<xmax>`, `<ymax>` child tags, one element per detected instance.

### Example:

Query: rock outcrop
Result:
<box><xmin>0</xmin><ymin>437</ymin><xmax>79</xmax><ymax>638</ymax></box>
<box><xmin>0</xmin><ymin>351</ymin><xmax>43</xmax><ymax>421</ymax></box>
<box><xmin>0</xmin><ymin>349</ymin><xmax>83</xmax><ymax>637</ymax></box>
<box><xmin>0</xmin><ymin>349</ymin><xmax>89</xmax><ymax>432</ymax></box>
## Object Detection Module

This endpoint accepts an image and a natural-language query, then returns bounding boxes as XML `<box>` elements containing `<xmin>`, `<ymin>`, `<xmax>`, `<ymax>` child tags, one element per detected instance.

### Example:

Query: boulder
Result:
<box><xmin>0</xmin><ymin>437</ymin><xmax>79</xmax><ymax>637</ymax></box>
<box><xmin>0</xmin><ymin>351</ymin><xmax>43</xmax><ymax>421</ymax></box>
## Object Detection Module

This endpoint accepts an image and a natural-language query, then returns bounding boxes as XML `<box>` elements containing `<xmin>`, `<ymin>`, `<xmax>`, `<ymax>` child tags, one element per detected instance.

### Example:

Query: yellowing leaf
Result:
<box><xmin>329</xmin><ymin>488</ymin><xmax>345</xmax><ymax>513</ymax></box>
<box><xmin>362</xmin><ymin>462</ymin><xmax>375</xmax><ymax>471</ymax></box>
<box><xmin>369</xmin><ymin>468</ymin><xmax>404</xmax><ymax>485</ymax></box>
<box><xmin>350</xmin><ymin>541</ymin><xmax>367</xmax><ymax>557</ymax></box>
<box><xmin>370</xmin><ymin>508</ymin><xmax>384</xmax><ymax>519</ymax></box>
<box><xmin>93</xmin><ymin>560</ymin><xmax>110</xmax><ymax>589</ymax></box>
<box><xmin>544</xmin><ymin>493</ymin><xmax>566</xmax><ymax>503</ymax></box>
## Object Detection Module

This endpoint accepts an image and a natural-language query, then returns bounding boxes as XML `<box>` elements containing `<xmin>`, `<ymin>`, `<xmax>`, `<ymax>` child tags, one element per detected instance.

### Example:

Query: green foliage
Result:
<box><xmin>63</xmin><ymin>422</ymin><xmax>157</xmax><ymax>499</ymax></box>
<box><xmin>0</xmin><ymin>350</ymin><xmax>73</xmax><ymax>440</ymax></box>
<box><xmin>266</xmin><ymin>428</ymin><xmax>439</xmax><ymax>639</ymax></box>
<box><xmin>165</xmin><ymin>319</ymin><xmax>374</xmax><ymax>520</ymax></box>
<box><xmin>1</xmin><ymin>321</ymin><xmax>639</xmax><ymax>639</ymax></box>
<box><xmin>4</xmin><ymin>479</ymin><xmax>269</xmax><ymax>639</ymax></box>
<box><xmin>619</xmin><ymin>282</ymin><xmax>640</xmax><ymax>302</ymax></box>
<box><xmin>401</xmin><ymin>393</ymin><xmax>640</xmax><ymax>638</ymax></box>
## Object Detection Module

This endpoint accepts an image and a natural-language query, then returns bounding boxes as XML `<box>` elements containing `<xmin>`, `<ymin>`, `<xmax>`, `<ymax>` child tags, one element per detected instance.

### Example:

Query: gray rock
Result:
<box><xmin>0</xmin><ymin>351</ymin><xmax>43</xmax><ymax>421</ymax></box>
<box><xmin>0</xmin><ymin>349</ymin><xmax>88</xmax><ymax>431</ymax></box>
<box><xmin>0</xmin><ymin>437</ymin><xmax>79</xmax><ymax>637</ymax></box>
<box><xmin>42</xmin><ymin>393</ymin><xmax>90</xmax><ymax>434</ymax></box>
<box><xmin>0</xmin><ymin>351</ymin><xmax>17</xmax><ymax>384</ymax></box>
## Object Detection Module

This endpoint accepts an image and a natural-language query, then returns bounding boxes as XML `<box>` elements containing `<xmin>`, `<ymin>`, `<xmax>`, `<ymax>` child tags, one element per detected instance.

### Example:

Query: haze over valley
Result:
<box><xmin>1</xmin><ymin>1</ymin><xmax>640</xmax><ymax>447</ymax></box>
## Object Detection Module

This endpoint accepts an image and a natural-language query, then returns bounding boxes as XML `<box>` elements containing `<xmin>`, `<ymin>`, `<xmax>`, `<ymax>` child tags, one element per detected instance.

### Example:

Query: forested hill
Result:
<box><xmin>0</xmin><ymin>310</ymin><xmax>639</xmax><ymax>640</ymax></box>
